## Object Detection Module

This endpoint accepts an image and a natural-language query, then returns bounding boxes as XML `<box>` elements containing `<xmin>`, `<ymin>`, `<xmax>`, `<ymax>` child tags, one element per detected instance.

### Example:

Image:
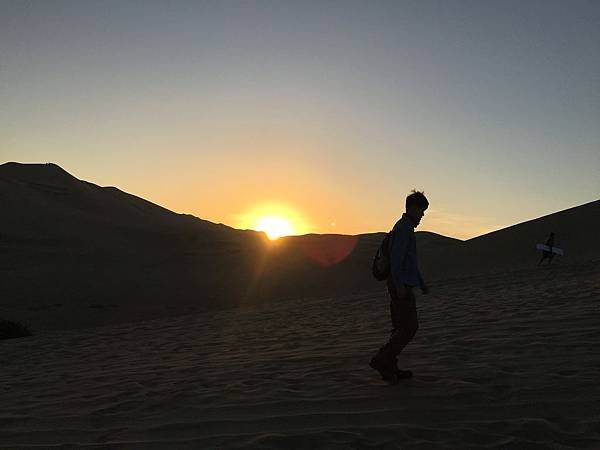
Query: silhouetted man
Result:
<box><xmin>370</xmin><ymin>190</ymin><xmax>430</xmax><ymax>384</ymax></box>
<box><xmin>538</xmin><ymin>232</ymin><xmax>556</xmax><ymax>265</ymax></box>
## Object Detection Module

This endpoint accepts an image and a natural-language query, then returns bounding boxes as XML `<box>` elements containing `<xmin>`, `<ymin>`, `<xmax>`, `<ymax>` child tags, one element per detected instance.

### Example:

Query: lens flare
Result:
<box><xmin>299</xmin><ymin>234</ymin><xmax>358</xmax><ymax>266</ymax></box>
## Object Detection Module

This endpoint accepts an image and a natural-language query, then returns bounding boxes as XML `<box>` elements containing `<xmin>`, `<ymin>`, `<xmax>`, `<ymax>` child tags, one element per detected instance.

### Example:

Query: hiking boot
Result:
<box><xmin>389</xmin><ymin>355</ymin><xmax>413</xmax><ymax>379</ymax></box>
<box><xmin>369</xmin><ymin>356</ymin><xmax>399</xmax><ymax>385</ymax></box>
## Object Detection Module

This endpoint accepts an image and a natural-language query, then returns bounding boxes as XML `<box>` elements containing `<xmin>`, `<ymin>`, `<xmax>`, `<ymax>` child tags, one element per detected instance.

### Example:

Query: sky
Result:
<box><xmin>1</xmin><ymin>0</ymin><xmax>598</xmax><ymax>240</ymax></box>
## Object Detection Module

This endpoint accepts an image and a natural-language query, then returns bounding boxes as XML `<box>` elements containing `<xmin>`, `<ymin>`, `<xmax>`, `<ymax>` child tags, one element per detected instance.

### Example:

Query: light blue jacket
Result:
<box><xmin>389</xmin><ymin>213</ymin><xmax>424</xmax><ymax>288</ymax></box>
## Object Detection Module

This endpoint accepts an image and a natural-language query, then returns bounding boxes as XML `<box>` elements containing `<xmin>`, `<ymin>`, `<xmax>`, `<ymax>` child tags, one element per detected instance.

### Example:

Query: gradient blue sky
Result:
<box><xmin>1</xmin><ymin>1</ymin><xmax>598</xmax><ymax>239</ymax></box>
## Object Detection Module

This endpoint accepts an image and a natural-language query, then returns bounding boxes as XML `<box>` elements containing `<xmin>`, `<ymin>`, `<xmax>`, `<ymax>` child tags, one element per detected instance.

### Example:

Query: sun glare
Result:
<box><xmin>255</xmin><ymin>215</ymin><xmax>295</xmax><ymax>240</ymax></box>
<box><xmin>236</xmin><ymin>202</ymin><xmax>308</xmax><ymax>240</ymax></box>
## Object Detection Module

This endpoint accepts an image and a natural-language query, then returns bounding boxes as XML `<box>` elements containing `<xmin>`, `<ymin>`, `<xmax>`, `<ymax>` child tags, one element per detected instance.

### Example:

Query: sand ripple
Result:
<box><xmin>1</xmin><ymin>262</ymin><xmax>599</xmax><ymax>449</ymax></box>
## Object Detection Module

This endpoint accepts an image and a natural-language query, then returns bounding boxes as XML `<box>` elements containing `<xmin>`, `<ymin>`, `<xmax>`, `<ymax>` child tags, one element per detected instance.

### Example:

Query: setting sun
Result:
<box><xmin>236</xmin><ymin>202</ymin><xmax>310</xmax><ymax>239</ymax></box>
<box><xmin>255</xmin><ymin>215</ymin><xmax>295</xmax><ymax>240</ymax></box>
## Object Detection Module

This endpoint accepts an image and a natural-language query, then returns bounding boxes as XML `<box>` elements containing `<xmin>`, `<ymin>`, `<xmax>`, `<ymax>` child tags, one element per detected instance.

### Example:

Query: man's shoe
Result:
<box><xmin>369</xmin><ymin>357</ymin><xmax>399</xmax><ymax>385</ymax></box>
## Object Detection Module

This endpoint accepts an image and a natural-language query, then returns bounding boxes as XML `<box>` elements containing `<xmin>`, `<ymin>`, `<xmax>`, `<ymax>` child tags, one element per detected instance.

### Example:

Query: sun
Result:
<box><xmin>255</xmin><ymin>215</ymin><xmax>295</xmax><ymax>240</ymax></box>
<box><xmin>237</xmin><ymin>202</ymin><xmax>309</xmax><ymax>240</ymax></box>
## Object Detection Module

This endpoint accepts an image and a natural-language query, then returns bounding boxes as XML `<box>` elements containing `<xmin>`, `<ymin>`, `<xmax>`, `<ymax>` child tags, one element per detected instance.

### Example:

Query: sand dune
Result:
<box><xmin>423</xmin><ymin>199</ymin><xmax>600</xmax><ymax>279</ymax></box>
<box><xmin>2</xmin><ymin>162</ymin><xmax>599</xmax><ymax>448</ymax></box>
<box><xmin>1</xmin><ymin>260</ymin><xmax>598</xmax><ymax>448</ymax></box>
<box><xmin>1</xmin><ymin>162</ymin><xmax>598</xmax><ymax>334</ymax></box>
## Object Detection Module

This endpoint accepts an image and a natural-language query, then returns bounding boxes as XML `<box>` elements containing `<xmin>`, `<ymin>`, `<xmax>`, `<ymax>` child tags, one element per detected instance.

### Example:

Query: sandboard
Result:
<box><xmin>536</xmin><ymin>244</ymin><xmax>564</xmax><ymax>256</ymax></box>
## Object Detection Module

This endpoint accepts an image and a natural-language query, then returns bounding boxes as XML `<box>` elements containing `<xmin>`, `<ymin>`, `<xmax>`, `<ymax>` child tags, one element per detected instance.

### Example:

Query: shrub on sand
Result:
<box><xmin>0</xmin><ymin>320</ymin><xmax>32</xmax><ymax>340</ymax></box>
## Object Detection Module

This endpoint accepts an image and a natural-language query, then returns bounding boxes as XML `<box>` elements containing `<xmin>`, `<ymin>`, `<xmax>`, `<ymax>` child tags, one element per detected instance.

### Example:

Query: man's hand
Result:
<box><xmin>395</xmin><ymin>284</ymin><xmax>408</xmax><ymax>299</ymax></box>
<box><xmin>420</xmin><ymin>283</ymin><xmax>430</xmax><ymax>295</ymax></box>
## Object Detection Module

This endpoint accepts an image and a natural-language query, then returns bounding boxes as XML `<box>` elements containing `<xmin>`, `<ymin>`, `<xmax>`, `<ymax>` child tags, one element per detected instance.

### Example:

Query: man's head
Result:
<box><xmin>405</xmin><ymin>190</ymin><xmax>429</xmax><ymax>227</ymax></box>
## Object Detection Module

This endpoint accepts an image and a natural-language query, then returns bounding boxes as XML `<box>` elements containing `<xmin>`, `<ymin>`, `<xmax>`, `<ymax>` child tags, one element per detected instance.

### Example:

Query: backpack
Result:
<box><xmin>372</xmin><ymin>231</ymin><xmax>392</xmax><ymax>281</ymax></box>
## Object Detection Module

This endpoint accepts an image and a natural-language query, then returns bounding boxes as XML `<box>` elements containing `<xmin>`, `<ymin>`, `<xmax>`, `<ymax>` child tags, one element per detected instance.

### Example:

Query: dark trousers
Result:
<box><xmin>375</xmin><ymin>278</ymin><xmax>419</xmax><ymax>364</ymax></box>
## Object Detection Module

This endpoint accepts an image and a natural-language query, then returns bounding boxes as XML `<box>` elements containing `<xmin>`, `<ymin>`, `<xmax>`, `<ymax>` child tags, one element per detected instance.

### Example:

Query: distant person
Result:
<box><xmin>370</xmin><ymin>190</ymin><xmax>430</xmax><ymax>384</ymax></box>
<box><xmin>538</xmin><ymin>232</ymin><xmax>556</xmax><ymax>265</ymax></box>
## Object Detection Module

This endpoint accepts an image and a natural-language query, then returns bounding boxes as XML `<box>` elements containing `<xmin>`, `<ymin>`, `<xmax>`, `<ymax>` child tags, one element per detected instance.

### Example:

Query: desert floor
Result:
<box><xmin>1</xmin><ymin>260</ymin><xmax>599</xmax><ymax>449</ymax></box>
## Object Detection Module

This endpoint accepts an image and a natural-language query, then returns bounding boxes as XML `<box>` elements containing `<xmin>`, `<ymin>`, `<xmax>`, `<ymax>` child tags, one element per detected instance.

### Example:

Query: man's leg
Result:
<box><xmin>387</xmin><ymin>286</ymin><xmax>418</xmax><ymax>360</ymax></box>
<box><xmin>371</xmin><ymin>280</ymin><xmax>418</xmax><ymax>380</ymax></box>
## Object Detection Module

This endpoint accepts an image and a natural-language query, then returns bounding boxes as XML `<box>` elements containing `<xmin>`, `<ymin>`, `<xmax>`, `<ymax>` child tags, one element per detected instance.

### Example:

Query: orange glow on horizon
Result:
<box><xmin>236</xmin><ymin>202</ymin><xmax>311</xmax><ymax>239</ymax></box>
<box><xmin>255</xmin><ymin>215</ymin><xmax>295</xmax><ymax>240</ymax></box>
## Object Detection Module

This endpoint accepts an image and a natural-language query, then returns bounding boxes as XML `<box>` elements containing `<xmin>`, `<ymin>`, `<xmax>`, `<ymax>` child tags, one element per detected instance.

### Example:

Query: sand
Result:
<box><xmin>2</xmin><ymin>260</ymin><xmax>599</xmax><ymax>449</ymax></box>
<box><xmin>2</xmin><ymin>163</ymin><xmax>599</xmax><ymax>448</ymax></box>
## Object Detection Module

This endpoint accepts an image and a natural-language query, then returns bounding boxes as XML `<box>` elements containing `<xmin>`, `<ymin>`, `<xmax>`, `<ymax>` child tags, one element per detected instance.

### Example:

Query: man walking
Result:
<box><xmin>370</xmin><ymin>190</ymin><xmax>430</xmax><ymax>384</ymax></box>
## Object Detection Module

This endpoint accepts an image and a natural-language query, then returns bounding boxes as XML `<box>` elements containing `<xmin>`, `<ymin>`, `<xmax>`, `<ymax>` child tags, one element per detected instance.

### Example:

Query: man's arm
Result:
<box><xmin>389</xmin><ymin>224</ymin><xmax>410</xmax><ymax>296</ymax></box>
